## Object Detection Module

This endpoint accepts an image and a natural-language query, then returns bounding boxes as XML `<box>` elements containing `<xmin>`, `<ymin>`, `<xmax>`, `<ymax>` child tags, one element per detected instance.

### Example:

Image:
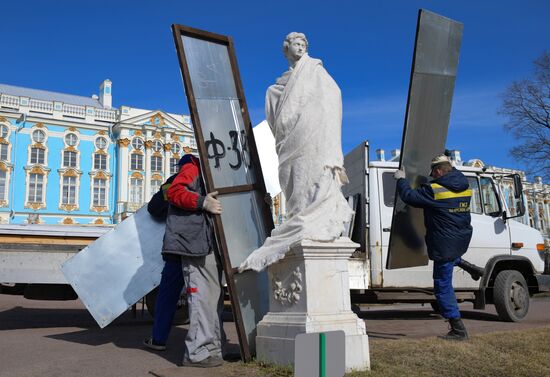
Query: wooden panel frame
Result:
<box><xmin>171</xmin><ymin>24</ymin><xmax>274</xmax><ymax>362</ymax></box>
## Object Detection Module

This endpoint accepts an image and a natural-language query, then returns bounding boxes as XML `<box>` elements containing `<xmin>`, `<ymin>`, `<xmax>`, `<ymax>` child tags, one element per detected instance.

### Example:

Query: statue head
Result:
<box><xmin>283</xmin><ymin>32</ymin><xmax>308</xmax><ymax>65</ymax></box>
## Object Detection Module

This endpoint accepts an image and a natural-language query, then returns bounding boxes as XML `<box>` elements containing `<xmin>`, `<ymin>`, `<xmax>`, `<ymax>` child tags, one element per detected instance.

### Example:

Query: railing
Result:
<box><xmin>62</xmin><ymin>104</ymin><xmax>87</xmax><ymax>117</ymax></box>
<box><xmin>0</xmin><ymin>92</ymin><xmax>119</xmax><ymax>122</ymax></box>
<box><xmin>95</xmin><ymin>108</ymin><xmax>117</xmax><ymax>121</ymax></box>
<box><xmin>0</xmin><ymin>94</ymin><xmax>19</xmax><ymax>108</ymax></box>
<box><xmin>30</xmin><ymin>99</ymin><xmax>54</xmax><ymax>114</ymax></box>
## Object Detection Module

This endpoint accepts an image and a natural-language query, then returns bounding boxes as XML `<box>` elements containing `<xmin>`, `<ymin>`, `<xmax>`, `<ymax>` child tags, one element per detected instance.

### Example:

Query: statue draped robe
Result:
<box><xmin>239</xmin><ymin>54</ymin><xmax>353</xmax><ymax>272</ymax></box>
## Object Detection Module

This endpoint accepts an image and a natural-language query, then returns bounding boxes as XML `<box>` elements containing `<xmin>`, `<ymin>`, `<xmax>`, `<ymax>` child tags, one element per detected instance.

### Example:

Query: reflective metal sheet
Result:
<box><xmin>61</xmin><ymin>207</ymin><xmax>165</xmax><ymax>328</ymax></box>
<box><xmin>387</xmin><ymin>10</ymin><xmax>463</xmax><ymax>269</ymax></box>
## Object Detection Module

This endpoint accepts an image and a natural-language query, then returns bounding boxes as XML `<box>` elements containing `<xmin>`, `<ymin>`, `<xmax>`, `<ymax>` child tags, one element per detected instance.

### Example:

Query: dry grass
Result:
<box><xmin>349</xmin><ymin>326</ymin><xmax>550</xmax><ymax>377</ymax></box>
<box><xmin>235</xmin><ymin>326</ymin><xmax>550</xmax><ymax>377</ymax></box>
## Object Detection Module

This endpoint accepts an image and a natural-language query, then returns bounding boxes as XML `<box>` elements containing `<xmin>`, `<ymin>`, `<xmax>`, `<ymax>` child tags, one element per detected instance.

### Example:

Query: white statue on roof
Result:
<box><xmin>240</xmin><ymin>32</ymin><xmax>353</xmax><ymax>272</ymax></box>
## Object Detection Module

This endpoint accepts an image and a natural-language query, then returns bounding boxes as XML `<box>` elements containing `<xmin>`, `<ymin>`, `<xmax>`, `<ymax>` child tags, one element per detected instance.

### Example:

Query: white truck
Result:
<box><xmin>0</xmin><ymin>224</ymin><xmax>110</xmax><ymax>299</ymax></box>
<box><xmin>343</xmin><ymin>141</ymin><xmax>550</xmax><ymax>322</ymax></box>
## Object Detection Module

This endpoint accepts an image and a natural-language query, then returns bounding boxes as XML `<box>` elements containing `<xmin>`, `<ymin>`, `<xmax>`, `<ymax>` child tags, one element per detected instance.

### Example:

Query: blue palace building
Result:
<box><xmin>0</xmin><ymin>80</ymin><xmax>196</xmax><ymax>225</ymax></box>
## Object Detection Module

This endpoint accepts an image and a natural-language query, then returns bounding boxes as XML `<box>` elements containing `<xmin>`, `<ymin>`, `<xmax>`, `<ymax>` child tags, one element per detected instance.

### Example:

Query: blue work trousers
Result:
<box><xmin>152</xmin><ymin>259</ymin><xmax>184</xmax><ymax>344</ymax></box>
<box><xmin>433</xmin><ymin>257</ymin><xmax>461</xmax><ymax>319</ymax></box>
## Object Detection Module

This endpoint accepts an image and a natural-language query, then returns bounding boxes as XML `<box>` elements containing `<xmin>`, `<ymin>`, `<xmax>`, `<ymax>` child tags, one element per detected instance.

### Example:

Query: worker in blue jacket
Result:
<box><xmin>394</xmin><ymin>154</ymin><xmax>482</xmax><ymax>340</ymax></box>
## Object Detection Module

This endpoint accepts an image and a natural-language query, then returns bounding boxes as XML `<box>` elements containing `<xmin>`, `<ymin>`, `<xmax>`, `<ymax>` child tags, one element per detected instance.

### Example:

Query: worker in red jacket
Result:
<box><xmin>144</xmin><ymin>154</ymin><xmax>225</xmax><ymax>368</ymax></box>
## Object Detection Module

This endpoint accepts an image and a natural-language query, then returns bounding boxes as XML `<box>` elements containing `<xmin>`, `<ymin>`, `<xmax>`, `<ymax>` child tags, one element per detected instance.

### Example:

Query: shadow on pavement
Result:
<box><xmin>357</xmin><ymin>308</ymin><xmax>500</xmax><ymax>322</ymax></box>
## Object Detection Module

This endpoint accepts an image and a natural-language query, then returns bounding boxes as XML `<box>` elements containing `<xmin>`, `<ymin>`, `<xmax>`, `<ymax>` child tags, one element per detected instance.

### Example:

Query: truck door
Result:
<box><xmin>456</xmin><ymin>175</ymin><xmax>511</xmax><ymax>287</ymax></box>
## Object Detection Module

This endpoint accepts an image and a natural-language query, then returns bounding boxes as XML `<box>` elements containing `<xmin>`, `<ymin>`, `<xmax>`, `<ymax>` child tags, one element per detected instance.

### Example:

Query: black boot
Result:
<box><xmin>439</xmin><ymin>318</ymin><xmax>469</xmax><ymax>341</ymax></box>
<box><xmin>457</xmin><ymin>259</ymin><xmax>485</xmax><ymax>281</ymax></box>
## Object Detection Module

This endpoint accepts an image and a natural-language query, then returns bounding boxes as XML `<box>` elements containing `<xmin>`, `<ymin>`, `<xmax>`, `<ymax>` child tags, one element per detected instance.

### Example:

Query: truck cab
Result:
<box><xmin>344</xmin><ymin>142</ymin><xmax>549</xmax><ymax>322</ymax></box>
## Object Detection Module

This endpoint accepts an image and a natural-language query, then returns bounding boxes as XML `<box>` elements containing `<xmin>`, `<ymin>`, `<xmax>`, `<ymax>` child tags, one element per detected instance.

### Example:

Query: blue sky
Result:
<box><xmin>1</xmin><ymin>0</ymin><xmax>548</xmax><ymax>174</ymax></box>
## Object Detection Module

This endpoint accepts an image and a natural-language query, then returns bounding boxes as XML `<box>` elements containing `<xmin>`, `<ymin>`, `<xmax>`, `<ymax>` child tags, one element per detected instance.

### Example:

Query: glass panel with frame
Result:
<box><xmin>176</xmin><ymin>29</ymin><xmax>273</xmax><ymax>358</ymax></box>
<box><xmin>218</xmin><ymin>190</ymin><xmax>269</xmax><ymax>268</ymax></box>
<box><xmin>480</xmin><ymin>177</ymin><xmax>501</xmax><ymax>216</ymax></box>
<box><xmin>181</xmin><ymin>36</ymin><xmax>255</xmax><ymax>189</ymax></box>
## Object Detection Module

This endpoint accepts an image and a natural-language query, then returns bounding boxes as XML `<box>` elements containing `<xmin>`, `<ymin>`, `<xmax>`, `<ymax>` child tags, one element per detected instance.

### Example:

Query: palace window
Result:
<box><xmin>94</xmin><ymin>153</ymin><xmax>107</xmax><ymax>170</ymax></box>
<box><xmin>0</xmin><ymin>125</ymin><xmax>9</xmax><ymax>139</ymax></box>
<box><xmin>28</xmin><ymin>172</ymin><xmax>44</xmax><ymax>203</ymax></box>
<box><xmin>0</xmin><ymin>170</ymin><xmax>6</xmax><ymax>201</ymax></box>
<box><xmin>61</xmin><ymin>176</ymin><xmax>77</xmax><ymax>205</ymax></box>
<box><xmin>92</xmin><ymin>178</ymin><xmax>107</xmax><ymax>207</ymax></box>
<box><xmin>152</xmin><ymin>140</ymin><xmax>163</xmax><ymax>153</ymax></box>
<box><xmin>151</xmin><ymin>179</ymin><xmax>162</xmax><ymax>194</ymax></box>
<box><xmin>30</xmin><ymin>147</ymin><xmax>45</xmax><ymax>164</ymax></box>
<box><xmin>131</xmin><ymin>138</ymin><xmax>144</xmax><ymax>150</ymax></box>
<box><xmin>151</xmin><ymin>155</ymin><xmax>163</xmax><ymax>172</ymax></box>
<box><xmin>32</xmin><ymin>129</ymin><xmax>46</xmax><ymax>143</ymax></box>
<box><xmin>95</xmin><ymin>136</ymin><xmax>108</xmax><ymax>150</ymax></box>
<box><xmin>172</xmin><ymin>143</ymin><xmax>181</xmax><ymax>155</ymax></box>
<box><xmin>129</xmin><ymin>178</ymin><xmax>143</xmax><ymax>204</ymax></box>
<box><xmin>130</xmin><ymin>153</ymin><xmax>143</xmax><ymax>171</ymax></box>
<box><xmin>64</xmin><ymin>133</ymin><xmax>78</xmax><ymax>147</ymax></box>
<box><xmin>63</xmin><ymin>150</ymin><xmax>77</xmax><ymax>168</ymax></box>
<box><xmin>0</xmin><ymin>144</ymin><xmax>8</xmax><ymax>161</ymax></box>
<box><xmin>169</xmin><ymin>157</ymin><xmax>179</xmax><ymax>174</ymax></box>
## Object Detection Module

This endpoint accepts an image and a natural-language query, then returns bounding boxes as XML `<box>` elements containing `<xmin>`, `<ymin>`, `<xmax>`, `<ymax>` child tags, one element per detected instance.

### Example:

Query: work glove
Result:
<box><xmin>394</xmin><ymin>168</ymin><xmax>406</xmax><ymax>180</ymax></box>
<box><xmin>203</xmin><ymin>191</ymin><xmax>222</xmax><ymax>214</ymax></box>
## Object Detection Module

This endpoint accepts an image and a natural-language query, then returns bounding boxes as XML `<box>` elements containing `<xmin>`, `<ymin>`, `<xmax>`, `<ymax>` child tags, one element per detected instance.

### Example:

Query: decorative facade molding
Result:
<box><xmin>117</xmin><ymin>138</ymin><xmax>130</xmax><ymax>147</ymax></box>
<box><xmin>272</xmin><ymin>267</ymin><xmax>303</xmax><ymax>305</ymax></box>
<box><xmin>62</xmin><ymin>217</ymin><xmax>75</xmax><ymax>225</ymax></box>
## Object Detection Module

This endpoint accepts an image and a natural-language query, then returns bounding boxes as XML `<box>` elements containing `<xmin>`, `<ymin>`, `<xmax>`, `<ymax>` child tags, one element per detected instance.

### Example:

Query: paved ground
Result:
<box><xmin>1</xmin><ymin>293</ymin><xmax>549</xmax><ymax>377</ymax></box>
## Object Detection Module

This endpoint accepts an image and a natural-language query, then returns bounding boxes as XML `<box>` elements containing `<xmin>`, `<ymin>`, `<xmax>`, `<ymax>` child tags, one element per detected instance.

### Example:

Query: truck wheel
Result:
<box><xmin>493</xmin><ymin>270</ymin><xmax>530</xmax><ymax>322</ymax></box>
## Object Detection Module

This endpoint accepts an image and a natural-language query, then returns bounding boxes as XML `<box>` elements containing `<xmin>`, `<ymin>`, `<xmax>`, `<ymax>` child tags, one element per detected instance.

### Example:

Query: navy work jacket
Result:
<box><xmin>396</xmin><ymin>168</ymin><xmax>473</xmax><ymax>262</ymax></box>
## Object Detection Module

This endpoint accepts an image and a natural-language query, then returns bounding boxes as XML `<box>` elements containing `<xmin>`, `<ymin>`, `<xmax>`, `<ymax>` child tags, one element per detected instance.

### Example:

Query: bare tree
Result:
<box><xmin>500</xmin><ymin>51</ymin><xmax>550</xmax><ymax>180</ymax></box>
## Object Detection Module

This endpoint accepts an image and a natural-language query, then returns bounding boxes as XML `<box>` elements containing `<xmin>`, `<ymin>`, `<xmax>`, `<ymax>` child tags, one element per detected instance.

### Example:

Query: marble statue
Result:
<box><xmin>239</xmin><ymin>32</ymin><xmax>353</xmax><ymax>272</ymax></box>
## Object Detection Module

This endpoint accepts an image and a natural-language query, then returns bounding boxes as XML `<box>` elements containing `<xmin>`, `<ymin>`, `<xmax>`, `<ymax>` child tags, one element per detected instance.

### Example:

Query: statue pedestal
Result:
<box><xmin>256</xmin><ymin>238</ymin><xmax>370</xmax><ymax>372</ymax></box>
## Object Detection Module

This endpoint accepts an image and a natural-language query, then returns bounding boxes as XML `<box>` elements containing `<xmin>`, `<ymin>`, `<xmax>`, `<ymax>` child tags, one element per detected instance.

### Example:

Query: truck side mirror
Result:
<box><xmin>504</xmin><ymin>174</ymin><xmax>526</xmax><ymax>220</ymax></box>
<box><xmin>516</xmin><ymin>198</ymin><xmax>526</xmax><ymax>217</ymax></box>
<box><xmin>513</xmin><ymin>174</ymin><xmax>523</xmax><ymax>198</ymax></box>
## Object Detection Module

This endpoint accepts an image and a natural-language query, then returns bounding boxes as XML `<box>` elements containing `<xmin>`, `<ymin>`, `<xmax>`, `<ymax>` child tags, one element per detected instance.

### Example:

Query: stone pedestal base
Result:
<box><xmin>256</xmin><ymin>238</ymin><xmax>370</xmax><ymax>372</ymax></box>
